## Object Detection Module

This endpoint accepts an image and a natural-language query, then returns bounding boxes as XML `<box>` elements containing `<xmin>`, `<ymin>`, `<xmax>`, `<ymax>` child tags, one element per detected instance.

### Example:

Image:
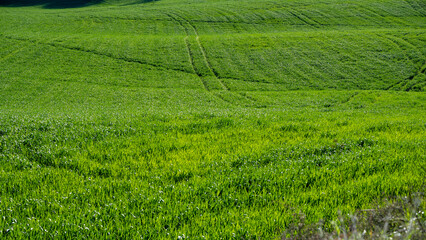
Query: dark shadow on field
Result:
<box><xmin>123</xmin><ymin>0</ymin><xmax>159</xmax><ymax>6</ymax></box>
<box><xmin>0</xmin><ymin>0</ymin><xmax>158</xmax><ymax>8</ymax></box>
<box><xmin>0</xmin><ymin>0</ymin><xmax>103</xmax><ymax>8</ymax></box>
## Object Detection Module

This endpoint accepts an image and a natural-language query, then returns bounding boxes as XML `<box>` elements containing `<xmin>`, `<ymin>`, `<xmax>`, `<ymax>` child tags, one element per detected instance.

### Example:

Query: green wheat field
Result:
<box><xmin>0</xmin><ymin>0</ymin><xmax>425</xmax><ymax>238</ymax></box>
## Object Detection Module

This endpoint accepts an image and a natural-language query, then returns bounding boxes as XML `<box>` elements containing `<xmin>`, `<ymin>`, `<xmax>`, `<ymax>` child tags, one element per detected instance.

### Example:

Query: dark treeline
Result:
<box><xmin>0</xmin><ymin>0</ymin><xmax>158</xmax><ymax>8</ymax></box>
<box><xmin>0</xmin><ymin>0</ymin><xmax>103</xmax><ymax>8</ymax></box>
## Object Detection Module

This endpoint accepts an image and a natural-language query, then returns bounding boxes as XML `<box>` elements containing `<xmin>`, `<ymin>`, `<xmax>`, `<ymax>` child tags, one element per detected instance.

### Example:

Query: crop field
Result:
<box><xmin>0</xmin><ymin>0</ymin><xmax>425</xmax><ymax>238</ymax></box>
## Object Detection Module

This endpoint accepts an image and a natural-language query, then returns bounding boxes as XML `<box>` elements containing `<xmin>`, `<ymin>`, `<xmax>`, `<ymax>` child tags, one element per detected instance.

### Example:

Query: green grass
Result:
<box><xmin>0</xmin><ymin>0</ymin><xmax>425</xmax><ymax>238</ymax></box>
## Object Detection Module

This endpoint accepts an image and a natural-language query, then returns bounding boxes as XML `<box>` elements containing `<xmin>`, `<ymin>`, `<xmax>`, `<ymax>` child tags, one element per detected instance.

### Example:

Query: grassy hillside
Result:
<box><xmin>0</xmin><ymin>0</ymin><xmax>425</xmax><ymax>238</ymax></box>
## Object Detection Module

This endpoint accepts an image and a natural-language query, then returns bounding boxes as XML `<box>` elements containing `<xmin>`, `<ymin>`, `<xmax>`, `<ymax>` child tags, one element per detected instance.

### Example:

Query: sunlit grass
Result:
<box><xmin>0</xmin><ymin>0</ymin><xmax>425</xmax><ymax>238</ymax></box>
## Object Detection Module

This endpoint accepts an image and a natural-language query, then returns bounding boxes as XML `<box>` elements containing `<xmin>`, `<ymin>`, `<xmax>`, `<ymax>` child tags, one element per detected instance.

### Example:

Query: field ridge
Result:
<box><xmin>0</xmin><ymin>0</ymin><xmax>425</xmax><ymax>238</ymax></box>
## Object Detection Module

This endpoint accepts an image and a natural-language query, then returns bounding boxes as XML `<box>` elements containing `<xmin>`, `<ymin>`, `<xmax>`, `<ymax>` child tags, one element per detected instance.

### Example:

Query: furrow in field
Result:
<box><xmin>313</xmin><ymin>37</ymin><xmax>351</xmax><ymax>82</ymax></box>
<box><xmin>403</xmin><ymin>0</ymin><xmax>426</xmax><ymax>17</ymax></box>
<box><xmin>166</xmin><ymin>11</ymin><xmax>260</xmax><ymax>107</ymax></box>
<box><xmin>340</xmin><ymin>92</ymin><xmax>360</xmax><ymax>104</ymax></box>
<box><xmin>195</xmin><ymin>36</ymin><xmax>228</xmax><ymax>90</ymax></box>
<box><xmin>0</xmin><ymin>35</ymin><xmax>67</xmax><ymax>62</ymax></box>
<box><xmin>184</xmin><ymin>36</ymin><xmax>209</xmax><ymax>91</ymax></box>
<box><xmin>173</xmin><ymin>12</ymin><xmax>228</xmax><ymax>90</ymax></box>
<box><xmin>273</xmin><ymin>50</ymin><xmax>312</xmax><ymax>88</ymax></box>
<box><xmin>213</xmin><ymin>7</ymin><xmax>249</xmax><ymax>23</ymax></box>
<box><xmin>166</xmin><ymin>11</ymin><xmax>235</xmax><ymax>106</ymax></box>
<box><xmin>164</xmin><ymin>13</ymin><xmax>209</xmax><ymax>91</ymax></box>
<box><xmin>378</xmin><ymin>34</ymin><xmax>417</xmax><ymax>69</ymax></box>
<box><xmin>300</xmin><ymin>8</ymin><xmax>331</xmax><ymax>26</ymax></box>
<box><xmin>1</xmin><ymin>35</ymin><xmax>199</xmax><ymax>78</ymax></box>
<box><xmin>71</xmin><ymin>15</ymin><xmax>301</xmax><ymax>31</ymax></box>
<box><xmin>0</xmin><ymin>44</ymin><xmax>30</xmax><ymax>62</ymax></box>
<box><xmin>286</xmin><ymin>9</ymin><xmax>319</xmax><ymax>29</ymax></box>
<box><xmin>404</xmin><ymin>64</ymin><xmax>426</xmax><ymax>91</ymax></box>
<box><xmin>385</xmin><ymin>67</ymin><xmax>425</xmax><ymax>91</ymax></box>
<box><xmin>356</xmin><ymin>5</ymin><xmax>407</xmax><ymax>26</ymax></box>
<box><xmin>385</xmin><ymin>79</ymin><xmax>406</xmax><ymax>91</ymax></box>
<box><xmin>378</xmin><ymin>34</ymin><xmax>425</xmax><ymax>91</ymax></box>
<box><xmin>46</xmin><ymin>42</ymin><xmax>191</xmax><ymax>76</ymax></box>
<box><xmin>388</xmin><ymin>35</ymin><xmax>426</xmax><ymax>83</ymax></box>
<box><xmin>210</xmin><ymin>8</ymin><xmax>239</xmax><ymax>23</ymax></box>
<box><xmin>391</xmin><ymin>35</ymin><xmax>426</xmax><ymax>61</ymax></box>
<box><xmin>165</xmin><ymin>12</ymin><xmax>214</xmax><ymax>92</ymax></box>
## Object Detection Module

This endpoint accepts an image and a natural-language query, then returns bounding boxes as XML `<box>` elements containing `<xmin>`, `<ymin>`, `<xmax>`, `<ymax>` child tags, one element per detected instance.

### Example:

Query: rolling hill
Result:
<box><xmin>0</xmin><ymin>0</ymin><xmax>425</xmax><ymax>238</ymax></box>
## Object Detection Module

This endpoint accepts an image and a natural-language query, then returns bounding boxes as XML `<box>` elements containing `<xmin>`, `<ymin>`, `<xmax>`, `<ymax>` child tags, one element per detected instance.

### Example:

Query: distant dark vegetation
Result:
<box><xmin>0</xmin><ymin>0</ymin><xmax>157</xmax><ymax>8</ymax></box>
<box><xmin>0</xmin><ymin>0</ymin><xmax>103</xmax><ymax>8</ymax></box>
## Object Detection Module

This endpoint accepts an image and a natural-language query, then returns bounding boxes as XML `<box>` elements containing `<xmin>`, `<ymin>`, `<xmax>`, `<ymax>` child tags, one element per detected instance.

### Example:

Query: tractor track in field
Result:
<box><xmin>355</xmin><ymin>4</ymin><xmax>410</xmax><ymax>26</ymax></box>
<box><xmin>404</xmin><ymin>64</ymin><xmax>426</xmax><ymax>91</ymax></box>
<box><xmin>3</xmin><ymin>33</ymin><xmax>267</xmax><ymax>99</ymax></box>
<box><xmin>165</xmin><ymin>12</ymin><xmax>233</xmax><ymax>105</ymax></box>
<box><xmin>165</xmin><ymin>13</ymin><xmax>209</xmax><ymax>92</ymax></box>
<box><xmin>172</xmin><ymin>13</ymin><xmax>229</xmax><ymax>91</ymax></box>
<box><xmin>1</xmin><ymin>34</ymin><xmax>197</xmax><ymax>76</ymax></box>
<box><xmin>171</xmin><ymin>12</ymin><xmax>263</xmax><ymax>106</ymax></box>
<box><xmin>0</xmin><ymin>34</ymin><xmax>255</xmax><ymax>90</ymax></box>
<box><xmin>166</xmin><ymin>12</ymin><xmax>261</xmax><ymax>107</ymax></box>
<box><xmin>79</xmin><ymin>15</ymin><xmax>312</xmax><ymax>28</ymax></box>
<box><xmin>379</xmin><ymin>34</ymin><xmax>426</xmax><ymax>91</ymax></box>
<box><xmin>287</xmin><ymin>10</ymin><xmax>319</xmax><ymax>29</ymax></box>
<box><xmin>356</xmin><ymin>5</ymin><xmax>394</xmax><ymax>25</ymax></box>
<box><xmin>0</xmin><ymin>35</ymin><xmax>68</xmax><ymax>63</ymax></box>
<box><xmin>403</xmin><ymin>0</ymin><xmax>426</xmax><ymax>17</ymax></box>
<box><xmin>385</xmin><ymin>79</ymin><xmax>405</xmax><ymax>91</ymax></box>
<box><xmin>213</xmin><ymin>7</ymin><xmax>247</xmax><ymax>23</ymax></box>
<box><xmin>0</xmin><ymin>42</ymin><xmax>31</xmax><ymax>63</ymax></box>
<box><xmin>183</xmin><ymin>35</ymin><xmax>210</xmax><ymax>90</ymax></box>
<box><xmin>341</xmin><ymin>92</ymin><xmax>359</xmax><ymax>104</ymax></box>
<box><xmin>385</xmin><ymin>65</ymin><xmax>425</xmax><ymax>91</ymax></box>
<box><xmin>378</xmin><ymin>34</ymin><xmax>417</xmax><ymax>67</ymax></box>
